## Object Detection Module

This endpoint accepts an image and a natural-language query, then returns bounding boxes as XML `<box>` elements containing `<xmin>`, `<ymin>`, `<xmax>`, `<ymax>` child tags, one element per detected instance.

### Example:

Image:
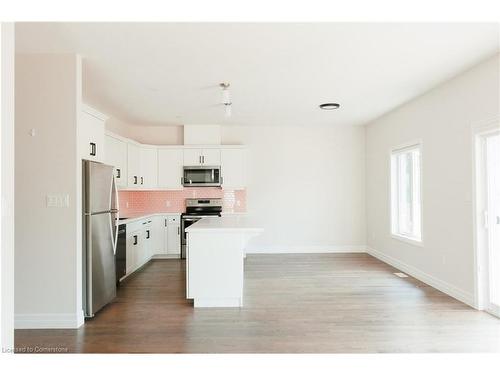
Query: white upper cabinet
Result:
<box><xmin>79</xmin><ymin>105</ymin><xmax>107</xmax><ymax>162</ymax></box>
<box><xmin>158</xmin><ymin>148</ymin><xmax>183</xmax><ymax>189</ymax></box>
<box><xmin>202</xmin><ymin>149</ymin><xmax>221</xmax><ymax>165</ymax></box>
<box><xmin>104</xmin><ymin>135</ymin><xmax>128</xmax><ymax>188</ymax></box>
<box><xmin>127</xmin><ymin>143</ymin><xmax>141</xmax><ymax>188</ymax></box>
<box><xmin>183</xmin><ymin>148</ymin><xmax>221</xmax><ymax>166</ymax></box>
<box><xmin>139</xmin><ymin>146</ymin><xmax>158</xmax><ymax>188</ymax></box>
<box><xmin>183</xmin><ymin>148</ymin><xmax>203</xmax><ymax>166</ymax></box>
<box><xmin>221</xmin><ymin>149</ymin><xmax>246</xmax><ymax>189</ymax></box>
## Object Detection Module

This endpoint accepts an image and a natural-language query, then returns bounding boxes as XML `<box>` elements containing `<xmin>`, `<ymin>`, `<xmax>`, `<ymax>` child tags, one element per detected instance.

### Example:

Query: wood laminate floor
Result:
<box><xmin>15</xmin><ymin>254</ymin><xmax>500</xmax><ymax>353</ymax></box>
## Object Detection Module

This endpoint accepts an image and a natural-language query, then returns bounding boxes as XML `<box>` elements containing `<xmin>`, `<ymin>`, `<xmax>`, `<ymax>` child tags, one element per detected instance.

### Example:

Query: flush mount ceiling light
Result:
<box><xmin>220</xmin><ymin>82</ymin><xmax>232</xmax><ymax>118</ymax></box>
<box><xmin>319</xmin><ymin>103</ymin><xmax>340</xmax><ymax>110</ymax></box>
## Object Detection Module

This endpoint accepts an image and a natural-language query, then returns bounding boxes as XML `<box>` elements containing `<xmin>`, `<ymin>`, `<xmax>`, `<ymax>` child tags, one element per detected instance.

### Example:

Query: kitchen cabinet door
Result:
<box><xmin>202</xmin><ymin>149</ymin><xmax>221</xmax><ymax>165</ymax></box>
<box><xmin>126</xmin><ymin>230</ymin><xmax>141</xmax><ymax>274</ymax></box>
<box><xmin>104</xmin><ymin>135</ymin><xmax>128</xmax><ymax>188</ymax></box>
<box><xmin>167</xmin><ymin>216</ymin><xmax>181</xmax><ymax>255</ymax></box>
<box><xmin>142</xmin><ymin>225</ymin><xmax>152</xmax><ymax>264</ymax></box>
<box><xmin>127</xmin><ymin>143</ymin><xmax>141</xmax><ymax>188</ymax></box>
<box><xmin>184</xmin><ymin>148</ymin><xmax>203</xmax><ymax>166</ymax></box>
<box><xmin>158</xmin><ymin>149</ymin><xmax>183</xmax><ymax>189</ymax></box>
<box><xmin>140</xmin><ymin>146</ymin><xmax>158</xmax><ymax>188</ymax></box>
<box><xmin>79</xmin><ymin>109</ymin><xmax>105</xmax><ymax>162</ymax></box>
<box><xmin>151</xmin><ymin>216</ymin><xmax>166</xmax><ymax>255</ymax></box>
<box><xmin>221</xmin><ymin>149</ymin><xmax>245</xmax><ymax>188</ymax></box>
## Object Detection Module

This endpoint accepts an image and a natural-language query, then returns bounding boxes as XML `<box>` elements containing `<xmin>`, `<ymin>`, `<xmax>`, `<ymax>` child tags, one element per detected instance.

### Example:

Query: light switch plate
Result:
<box><xmin>46</xmin><ymin>194</ymin><xmax>69</xmax><ymax>208</ymax></box>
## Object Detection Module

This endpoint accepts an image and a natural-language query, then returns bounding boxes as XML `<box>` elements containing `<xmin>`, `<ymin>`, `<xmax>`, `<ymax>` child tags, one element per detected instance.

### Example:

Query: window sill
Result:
<box><xmin>391</xmin><ymin>234</ymin><xmax>423</xmax><ymax>247</ymax></box>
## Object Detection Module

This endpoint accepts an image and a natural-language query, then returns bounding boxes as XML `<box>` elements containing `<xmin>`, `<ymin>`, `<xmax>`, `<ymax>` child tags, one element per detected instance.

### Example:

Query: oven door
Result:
<box><xmin>183</xmin><ymin>166</ymin><xmax>221</xmax><ymax>187</ymax></box>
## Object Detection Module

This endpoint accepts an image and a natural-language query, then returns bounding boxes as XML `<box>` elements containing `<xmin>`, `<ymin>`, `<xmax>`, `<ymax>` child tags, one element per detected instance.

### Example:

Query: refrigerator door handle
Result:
<box><xmin>110</xmin><ymin>175</ymin><xmax>119</xmax><ymax>254</ymax></box>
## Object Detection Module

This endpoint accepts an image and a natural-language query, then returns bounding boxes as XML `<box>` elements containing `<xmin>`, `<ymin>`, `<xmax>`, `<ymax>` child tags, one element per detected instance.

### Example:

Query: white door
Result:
<box><xmin>126</xmin><ymin>230</ymin><xmax>141</xmax><ymax>274</ymax></box>
<box><xmin>221</xmin><ymin>149</ymin><xmax>245</xmax><ymax>188</ymax></box>
<box><xmin>167</xmin><ymin>220</ymin><xmax>181</xmax><ymax>255</ymax></box>
<box><xmin>127</xmin><ymin>143</ymin><xmax>141</xmax><ymax>188</ymax></box>
<box><xmin>158</xmin><ymin>149</ymin><xmax>184</xmax><ymax>189</ymax></box>
<box><xmin>142</xmin><ymin>225</ymin><xmax>152</xmax><ymax>263</ymax></box>
<box><xmin>486</xmin><ymin>132</ymin><xmax>500</xmax><ymax>316</ymax></box>
<box><xmin>184</xmin><ymin>149</ymin><xmax>203</xmax><ymax>166</ymax></box>
<box><xmin>140</xmin><ymin>147</ymin><xmax>158</xmax><ymax>188</ymax></box>
<box><xmin>79</xmin><ymin>110</ymin><xmax>105</xmax><ymax>162</ymax></box>
<box><xmin>153</xmin><ymin>216</ymin><xmax>166</xmax><ymax>255</ymax></box>
<box><xmin>202</xmin><ymin>149</ymin><xmax>221</xmax><ymax>165</ymax></box>
<box><xmin>105</xmin><ymin>135</ymin><xmax>128</xmax><ymax>188</ymax></box>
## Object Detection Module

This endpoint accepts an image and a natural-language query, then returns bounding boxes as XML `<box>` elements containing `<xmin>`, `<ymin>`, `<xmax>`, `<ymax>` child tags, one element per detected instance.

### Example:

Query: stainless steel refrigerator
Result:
<box><xmin>82</xmin><ymin>160</ymin><xmax>119</xmax><ymax>318</ymax></box>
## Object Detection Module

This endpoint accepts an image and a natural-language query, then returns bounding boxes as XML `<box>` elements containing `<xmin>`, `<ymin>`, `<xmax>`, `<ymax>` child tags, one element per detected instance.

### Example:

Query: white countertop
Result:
<box><xmin>117</xmin><ymin>212</ymin><xmax>182</xmax><ymax>225</ymax></box>
<box><xmin>185</xmin><ymin>216</ymin><xmax>263</xmax><ymax>233</ymax></box>
<box><xmin>117</xmin><ymin>211</ymin><xmax>248</xmax><ymax>226</ymax></box>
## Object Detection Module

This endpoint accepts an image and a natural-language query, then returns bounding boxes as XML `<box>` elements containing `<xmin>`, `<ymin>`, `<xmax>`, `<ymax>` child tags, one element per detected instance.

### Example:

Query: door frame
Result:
<box><xmin>472</xmin><ymin>115</ymin><xmax>500</xmax><ymax>312</ymax></box>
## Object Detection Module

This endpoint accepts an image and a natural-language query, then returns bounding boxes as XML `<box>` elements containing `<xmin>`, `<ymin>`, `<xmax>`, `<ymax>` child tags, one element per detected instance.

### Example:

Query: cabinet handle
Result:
<box><xmin>199</xmin><ymin>155</ymin><xmax>202</xmax><ymax>164</ymax></box>
<box><xmin>133</xmin><ymin>176</ymin><xmax>137</xmax><ymax>184</ymax></box>
<box><xmin>133</xmin><ymin>235</ymin><xmax>138</xmax><ymax>245</ymax></box>
<box><xmin>116</xmin><ymin>168</ymin><xmax>121</xmax><ymax>178</ymax></box>
<box><xmin>146</xmin><ymin>230</ymin><xmax>150</xmax><ymax>239</ymax></box>
<box><xmin>165</xmin><ymin>219</ymin><xmax>167</xmax><ymax>227</ymax></box>
<box><xmin>90</xmin><ymin>142</ymin><xmax>96</xmax><ymax>156</ymax></box>
<box><xmin>202</xmin><ymin>155</ymin><xmax>205</xmax><ymax>164</ymax></box>
<box><xmin>141</xmin><ymin>177</ymin><xmax>144</xmax><ymax>185</ymax></box>
<box><xmin>178</xmin><ymin>226</ymin><xmax>180</xmax><ymax>235</ymax></box>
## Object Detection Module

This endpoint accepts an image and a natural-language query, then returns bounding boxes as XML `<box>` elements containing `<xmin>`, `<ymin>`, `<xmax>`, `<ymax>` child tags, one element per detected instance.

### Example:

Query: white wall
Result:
<box><xmin>365</xmin><ymin>54</ymin><xmax>500</xmax><ymax>306</ymax></box>
<box><xmin>224</xmin><ymin>126</ymin><xmax>366</xmax><ymax>252</ymax></box>
<box><xmin>106</xmin><ymin>117</ymin><xmax>183</xmax><ymax>145</ymax></box>
<box><xmin>15</xmin><ymin>54</ymin><xmax>83</xmax><ymax>328</ymax></box>
<box><xmin>1</xmin><ymin>22</ymin><xmax>15</xmax><ymax>352</ymax></box>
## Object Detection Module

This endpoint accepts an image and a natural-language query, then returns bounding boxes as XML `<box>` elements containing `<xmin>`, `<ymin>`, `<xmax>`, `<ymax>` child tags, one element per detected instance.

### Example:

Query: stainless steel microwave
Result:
<box><xmin>182</xmin><ymin>166</ymin><xmax>222</xmax><ymax>187</ymax></box>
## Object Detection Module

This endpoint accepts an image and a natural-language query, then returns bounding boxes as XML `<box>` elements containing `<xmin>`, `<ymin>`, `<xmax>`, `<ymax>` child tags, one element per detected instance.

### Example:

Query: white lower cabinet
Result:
<box><xmin>126</xmin><ymin>230</ymin><xmax>142</xmax><ymax>274</ymax></box>
<box><xmin>166</xmin><ymin>215</ymin><xmax>181</xmax><ymax>255</ymax></box>
<box><xmin>152</xmin><ymin>216</ymin><xmax>166</xmax><ymax>255</ymax></box>
<box><xmin>125</xmin><ymin>214</ymin><xmax>181</xmax><ymax>277</ymax></box>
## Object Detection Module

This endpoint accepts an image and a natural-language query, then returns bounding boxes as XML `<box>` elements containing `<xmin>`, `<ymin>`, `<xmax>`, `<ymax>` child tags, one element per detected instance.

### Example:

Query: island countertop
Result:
<box><xmin>185</xmin><ymin>216</ymin><xmax>263</xmax><ymax>234</ymax></box>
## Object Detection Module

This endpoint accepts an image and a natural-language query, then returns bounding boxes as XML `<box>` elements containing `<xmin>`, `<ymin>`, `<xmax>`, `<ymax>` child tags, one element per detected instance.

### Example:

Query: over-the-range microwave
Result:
<box><xmin>182</xmin><ymin>166</ymin><xmax>222</xmax><ymax>187</ymax></box>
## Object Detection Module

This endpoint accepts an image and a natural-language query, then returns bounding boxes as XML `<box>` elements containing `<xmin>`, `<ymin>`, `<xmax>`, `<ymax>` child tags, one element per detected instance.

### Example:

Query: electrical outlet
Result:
<box><xmin>46</xmin><ymin>194</ymin><xmax>69</xmax><ymax>208</ymax></box>
<box><xmin>126</xmin><ymin>201</ymin><xmax>129</xmax><ymax>208</ymax></box>
<box><xmin>166</xmin><ymin>201</ymin><xmax>171</xmax><ymax>207</ymax></box>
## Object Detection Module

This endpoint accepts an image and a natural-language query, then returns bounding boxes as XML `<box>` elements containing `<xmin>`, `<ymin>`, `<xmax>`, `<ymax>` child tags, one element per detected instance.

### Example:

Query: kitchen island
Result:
<box><xmin>185</xmin><ymin>216</ymin><xmax>263</xmax><ymax>307</ymax></box>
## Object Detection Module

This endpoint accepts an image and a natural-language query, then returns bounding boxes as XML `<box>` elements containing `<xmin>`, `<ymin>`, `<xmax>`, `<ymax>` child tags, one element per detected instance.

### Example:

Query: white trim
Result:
<box><xmin>472</xmin><ymin>116</ymin><xmax>500</xmax><ymax>310</ymax></box>
<box><xmin>389</xmin><ymin>139</ymin><xmax>423</xmax><ymax>244</ymax></box>
<box><xmin>366</xmin><ymin>246</ymin><xmax>475</xmax><ymax>308</ymax></box>
<box><xmin>15</xmin><ymin>312</ymin><xmax>85</xmax><ymax>329</ymax></box>
<box><xmin>1</xmin><ymin>22</ymin><xmax>15</xmax><ymax>351</ymax></box>
<box><xmin>245</xmin><ymin>245</ymin><xmax>367</xmax><ymax>254</ymax></box>
<box><xmin>391</xmin><ymin>234</ymin><xmax>424</xmax><ymax>247</ymax></box>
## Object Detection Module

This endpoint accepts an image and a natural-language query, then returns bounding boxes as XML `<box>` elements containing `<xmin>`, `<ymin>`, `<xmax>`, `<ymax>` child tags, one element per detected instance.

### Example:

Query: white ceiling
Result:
<box><xmin>15</xmin><ymin>22</ymin><xmax>499</xmax><ymax>127</ymax></box>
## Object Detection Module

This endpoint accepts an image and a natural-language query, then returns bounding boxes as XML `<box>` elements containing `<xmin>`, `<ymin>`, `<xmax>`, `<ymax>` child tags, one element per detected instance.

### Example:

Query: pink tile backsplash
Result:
<box><xmin>118</xmin><ymin>188</ymin><xmax>246</xmax><ymax>217</ymax></box>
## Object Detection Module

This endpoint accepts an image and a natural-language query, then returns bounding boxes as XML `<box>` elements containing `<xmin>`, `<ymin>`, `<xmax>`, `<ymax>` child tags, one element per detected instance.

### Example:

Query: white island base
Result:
<box><xmin>185</xmin><ymin>216</ymin><xmax>263</xmax><ymax>308</ymax></box>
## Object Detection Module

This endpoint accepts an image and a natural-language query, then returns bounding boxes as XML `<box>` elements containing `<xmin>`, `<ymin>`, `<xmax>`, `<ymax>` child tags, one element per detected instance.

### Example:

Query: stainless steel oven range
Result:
<box><xmin>181</xmin><ymin>198</ymin><xmax>222</xmax><ymax>259</ymax></box>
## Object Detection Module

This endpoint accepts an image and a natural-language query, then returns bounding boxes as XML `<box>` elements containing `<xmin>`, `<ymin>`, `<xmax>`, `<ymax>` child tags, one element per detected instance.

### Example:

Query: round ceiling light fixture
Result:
<box><xmin>319</xmin><ymin>103</ymin><xmax>340</xmax><ymax>110</ymax></box>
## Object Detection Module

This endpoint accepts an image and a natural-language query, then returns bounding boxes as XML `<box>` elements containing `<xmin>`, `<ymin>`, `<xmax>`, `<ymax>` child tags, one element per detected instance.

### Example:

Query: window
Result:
<box><xmin>391</xmin><ymin>143</ymin><xmax>422</xmax><ymax>243</ymax></box>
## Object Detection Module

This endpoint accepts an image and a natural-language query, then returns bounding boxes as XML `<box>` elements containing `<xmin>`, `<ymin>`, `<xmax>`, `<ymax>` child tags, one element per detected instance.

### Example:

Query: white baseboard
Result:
<box><xmin>15</xmin><ymin>311</ymin><xmax>84</xmax><ymax>329</ymax></box>
<box><xmin>245</xmin><ymin>245</ymin><xmax>367</xmax><ymax>254</ymax></box>
<box><xmin>366</xmin><ymin>246</ymin><xmax>475</xmax><ymax>308</ymax></box>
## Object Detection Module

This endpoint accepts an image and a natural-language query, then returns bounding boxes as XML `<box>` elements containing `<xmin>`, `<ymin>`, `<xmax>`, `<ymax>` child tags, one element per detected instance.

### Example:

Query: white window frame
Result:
<box><xmin>390</xmin><ymin>141</ymin><xmax>423</xmax><ymax>246</ymax></box>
